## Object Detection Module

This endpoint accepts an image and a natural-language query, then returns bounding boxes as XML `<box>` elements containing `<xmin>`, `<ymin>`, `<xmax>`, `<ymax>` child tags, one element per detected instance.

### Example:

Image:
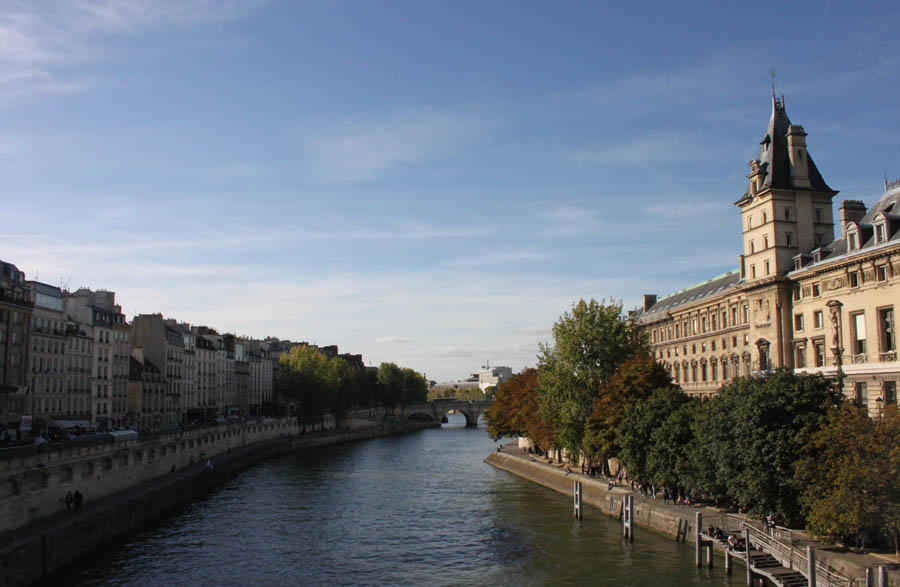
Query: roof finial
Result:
<box><xmin>886</xmin><ymin>169</ymin><xmax>890</xmax><ymax>191</ymax></box>
<box><xmin>770</xmin><ymin>67</ymin><xmax>777</xmax><ymax>97</ymax></box>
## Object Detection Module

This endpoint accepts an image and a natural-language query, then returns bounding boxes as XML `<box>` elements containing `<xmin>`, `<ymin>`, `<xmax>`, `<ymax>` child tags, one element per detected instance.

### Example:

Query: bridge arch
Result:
<box><xmin>404</xmin><ymin>399</ymin><xmax>494</xmax><ymax>428</ymax></box>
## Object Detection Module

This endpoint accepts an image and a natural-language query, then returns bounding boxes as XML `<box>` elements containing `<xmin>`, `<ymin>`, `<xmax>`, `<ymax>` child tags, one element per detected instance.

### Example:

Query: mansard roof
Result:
<box><xmin>637</xmin><ymin>269</ymin><xmax>742</xmax><ymax>324</ymax></box>
<box><xmin>738</xmin><ymin>96</ymin><xmax>834</xmax><ymax>202</ymax></box>
<box><xmin>791</xmin><ymin>180</ymin><xmax>900</xmax><ymax>273</ymax></box>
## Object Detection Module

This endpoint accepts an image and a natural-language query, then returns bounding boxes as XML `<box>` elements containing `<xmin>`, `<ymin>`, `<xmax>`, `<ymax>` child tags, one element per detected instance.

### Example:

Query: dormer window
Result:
<box><xmin>875</xmin><ymin>222</ymin><xmax>886</xmax><ymax>243</ymax></box>
<box><xmin>848</xmin><ymin>232</ymin><xmax>858</xmax><ymax>250</ymax></box>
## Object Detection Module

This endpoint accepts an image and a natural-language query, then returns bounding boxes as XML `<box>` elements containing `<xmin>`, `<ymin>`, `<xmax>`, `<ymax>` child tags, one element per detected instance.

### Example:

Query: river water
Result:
<box><xmin>53</xmin><ymin>414</ymin><xmax>739</xmax><ymax>586</ymax></box>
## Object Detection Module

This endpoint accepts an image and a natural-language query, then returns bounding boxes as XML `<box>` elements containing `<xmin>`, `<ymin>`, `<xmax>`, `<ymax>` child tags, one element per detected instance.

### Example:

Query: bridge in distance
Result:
<box><xmin>403</xmin><ymin>399</ymin><xmax>493</xmax><ymax>427</ymax></box>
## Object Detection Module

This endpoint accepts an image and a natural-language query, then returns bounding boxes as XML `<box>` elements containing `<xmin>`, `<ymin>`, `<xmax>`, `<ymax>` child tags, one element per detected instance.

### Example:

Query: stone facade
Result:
<box><xmin>26</xmin><ymin>283</ymin><xmax>70</xmax><ymax>432</ymax></box>
<box><xmin>0</xmin><ymin>261</ymin><xmax>33</xmax><ymax>433</ymax></box>
<box><xmin>638</xmin><ymin>96</ymin><xmax>899</xmax><ymax>409</ymax></box>
<box><xmin>64</xmin><ymin>289</ymin><xmax>130</xmax><ymax>429</ymax></box>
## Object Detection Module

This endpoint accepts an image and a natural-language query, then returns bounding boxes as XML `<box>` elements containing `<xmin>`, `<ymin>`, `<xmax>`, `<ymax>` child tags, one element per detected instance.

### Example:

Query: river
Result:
<box><xmin>50</xmin><ymin>414</ymin><xmax>739</xmax><ymax>586</ymax></box>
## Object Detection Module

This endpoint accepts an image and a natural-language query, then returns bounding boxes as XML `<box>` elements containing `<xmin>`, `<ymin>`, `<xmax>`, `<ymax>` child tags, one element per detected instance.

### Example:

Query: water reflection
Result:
<box><xmin>51</xmin><ymin>417</ymin><xmax>738</xmax><ymax>586</ymax></box>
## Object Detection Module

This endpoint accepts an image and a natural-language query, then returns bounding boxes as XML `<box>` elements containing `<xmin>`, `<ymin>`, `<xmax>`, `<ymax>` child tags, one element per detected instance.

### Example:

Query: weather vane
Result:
<box><xmin>770</xmin><ymin>67</ymin><xmax>777</xmax><ymax>95</ymax></box>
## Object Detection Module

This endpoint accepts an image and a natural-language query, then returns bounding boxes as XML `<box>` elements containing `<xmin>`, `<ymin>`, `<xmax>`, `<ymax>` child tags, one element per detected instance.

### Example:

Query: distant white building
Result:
<box><xmin>478</xmin><ymin>366</ymin><xmax>512</xmax><ymax>391</ymax></box>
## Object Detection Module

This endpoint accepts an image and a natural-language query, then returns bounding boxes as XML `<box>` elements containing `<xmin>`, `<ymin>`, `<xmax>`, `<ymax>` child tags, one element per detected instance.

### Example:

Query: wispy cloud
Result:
<box><xmin>298</xmin><ymin>110</ymin><xmax>485</xmax><ymax>181</ymax></box>
<box><xmin>538</xmin><ymin>204</ymin><xmax>610</xmax><ymax>237</ymax></box>
<box><xmin>444</xmin><ymin>249</ymin><xmax>550</xmax><ymax>267</ymax></box>
<box><xmin>644</xmin><ymin>200</ymin><xmax>731</xmax><ymax>218</ymax></box>
<box><xmin>0</xmin><ymin>1</ymin><xmax>262</xmax><ymax>100</ymax></box>
<box><xmin>571</xmin><ymin>51</ymin><xmax>748</xmax><ymax>108</ymax></box>
<box><xmin>372</xmin><ymin>336</ymin><xmax>418</xmax><ymax>345</ymax></box>
<box><xmin>571</xmin><ymin>133</ymin><xmax>721</xmax><ymax>166</ymax></box>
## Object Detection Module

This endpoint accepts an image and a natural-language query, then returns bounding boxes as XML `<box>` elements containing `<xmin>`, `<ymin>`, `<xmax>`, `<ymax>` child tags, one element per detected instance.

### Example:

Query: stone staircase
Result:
<box><xmin>749</xmin><ymin>549</ymin><xmax>810</xmax><ymax>587</ymax></box>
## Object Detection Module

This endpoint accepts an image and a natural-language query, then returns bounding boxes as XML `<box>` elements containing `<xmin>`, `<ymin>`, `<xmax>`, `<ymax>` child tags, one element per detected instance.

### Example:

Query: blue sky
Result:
<box><xmin>2</xmin><ymin>1</ymin><xmax>899</xmax><ymax>382</ymax></box>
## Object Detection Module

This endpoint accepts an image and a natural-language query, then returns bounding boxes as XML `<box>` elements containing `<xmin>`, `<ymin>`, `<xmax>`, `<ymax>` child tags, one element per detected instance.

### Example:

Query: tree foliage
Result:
<box><xmin>689</xmin><ymin>369</ymin><xmax>841</xmax><ymax>525</ymax></box>
<box><xmin>616</xmin><ymin>385</ymin><xmax>692</xmax><ymax>484</ymax></box>
<box><xmin>537</xmin><ymin>299</ymin><xmax>648</xmax><ymax>457</ymax></box>
<box><xmin>276</xmin><ymin>344</ymin><xmax>346</xmax><ymax>431</ymax></box>
<box><xmin>485</xmin><ymin>368</ymin><xmax>554</xmax><ymax>449</ymax></box>
<box><xmin>376</xmin><ymin>363</ymin><xmax>428</xmax><ymax>415</ymax></box>
<box><xmin>797</xmin><ymin>405</ymin><xmax>900</xmax><ymax>553</ymax></box>
<box><xmin>583</xmin><ymin>354</ymin><xmax>674</xmax><ymax>463</ymax></box>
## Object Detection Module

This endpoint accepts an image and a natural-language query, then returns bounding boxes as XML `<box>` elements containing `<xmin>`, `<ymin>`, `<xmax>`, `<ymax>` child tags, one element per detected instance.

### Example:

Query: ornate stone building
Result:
<box><xmin>638</xmin><ymin>96</ymin><xmax>898</xmax><ymax>414</ymax></box>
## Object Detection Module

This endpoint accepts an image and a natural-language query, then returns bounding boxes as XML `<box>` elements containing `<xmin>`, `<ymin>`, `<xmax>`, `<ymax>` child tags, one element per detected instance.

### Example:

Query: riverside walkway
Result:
<box><xmin>490</xmin><ymin>442</ymin><xmax>898</xmax><ymax>586</ymax></box>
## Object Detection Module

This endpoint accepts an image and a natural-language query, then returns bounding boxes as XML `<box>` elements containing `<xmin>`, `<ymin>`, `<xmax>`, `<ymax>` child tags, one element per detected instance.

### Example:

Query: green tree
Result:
<box><xmin>327</xmin><ymin>357</ymin><xmax>355</xmax><ymax>429</ymax></box>
<box><xmin>401</xmin><ymin>367</ymin><xmax>428</xmax><ymax>405</ymax></box>
<box><xmin>583</xmin><ymin>355</ymin><xmax>674</xmax><ymax>465</ymax></box>
<box><xmin>456</xmin><ymin>386</ymin><xmax>487</xmax><ymax>401</ymax></box>
<box><xmin>376</xmin><ymin>362</ymin><xmax>405</xmax><ymax>416</ymax></box>
<box><xmin>275</xmin><ymin>344</ymin><xmax>335</xmax><ymax>432</ymax></box>
<box><xmin>645</xmin><ymin>396</ymin><xmax>698</xmax><ymax>491</ymax></box>
<box><xmin>797</xmin><ymin>405</ymin><xmax>900</xmax><ymax>553</ymax></box>
<box><xmin>616</xmin><ymin>385</ymin><xmax>691</xmax><ymax>483</ymax></box>
<box><xmin>537</xmin><ymin>299</ymin><xmax>648</xmax><ymax>458</ymax></box>
<box><xmin>692</xmin><ymin>369</ymin><xmax>841</xmax><ymax>525</ymax></box>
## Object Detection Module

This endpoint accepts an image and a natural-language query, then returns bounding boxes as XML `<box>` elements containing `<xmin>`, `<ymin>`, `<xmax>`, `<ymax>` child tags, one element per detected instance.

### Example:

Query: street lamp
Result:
<box><xmin>876</xmin><ymin>395</ymin><xmax>884</xmax><ymax>418</ymax></box>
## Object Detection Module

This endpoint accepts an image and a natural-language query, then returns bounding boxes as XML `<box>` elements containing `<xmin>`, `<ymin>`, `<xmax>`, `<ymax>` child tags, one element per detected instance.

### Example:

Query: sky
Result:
<box><xmin>2</xmin><ymin>1</ymin><xmax>899</xmax><ymax>382</ymax></box>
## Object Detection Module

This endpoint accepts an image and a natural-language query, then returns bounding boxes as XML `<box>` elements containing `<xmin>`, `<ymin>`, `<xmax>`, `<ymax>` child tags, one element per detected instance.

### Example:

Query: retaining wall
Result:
<box><xmin>485</xmin><ymin>452</ymin><xmax>698</xmax><ymax>542</ymax></box>
<box><xmin>0</xmin><ymin>419</ymin><xmax>437</xmax><ymax>587</ymax></box>
<box><xmin>486</xmin><ymin>452</ymin><xmax>888</xmax><ymax>586</ymax></box>
<box><xmin>0</xmin><ymin>419</ymin><xmax>302</xmax><ymax>533</ymax></box>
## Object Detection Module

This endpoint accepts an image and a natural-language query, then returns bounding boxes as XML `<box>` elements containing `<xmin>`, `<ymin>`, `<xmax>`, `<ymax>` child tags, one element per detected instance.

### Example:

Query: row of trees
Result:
<box><xmin>427</xmin><ymin>386</ymin><xmax>496</xmax><ymax>401</ymax></box>
<box><xmin>274</xmin><ymin>345</ymin><xmax>428</xmax><ymax>431</ymax></box>
<box><xmin>485</xmin><ymin>298</ymin><xmax>900</xmax><ymax>553</ymax></box>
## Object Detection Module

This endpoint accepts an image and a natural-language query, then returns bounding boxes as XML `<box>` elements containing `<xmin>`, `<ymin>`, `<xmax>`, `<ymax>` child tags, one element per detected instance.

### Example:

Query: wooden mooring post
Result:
<box><xmin>807</xmin><ymin>545</ymin><xmax>816</xmax><ymax>587</ymax></box>
<box><xmin>744</xmin><ymin>528</ymin><xmax>753</xmax><ymax>587</ymax></box>
<box><xmin>573</xmin><ymin>481</ymin><xmax>583</xmax><ymax>519</ymax></box>
<box><xmin>675</xmin><ymin>518</ymin><xmax>689</xmax><ymax>542</ymax></box>
<box><xmin>724</xmin><ymin>546</ymin><xmax>731</xmax><ymax>574</ymax></box>
<box><xmin>623</xmin><ymin>494</ymin><xmax>634</xmax><ymax>540</ymax></box>
<box><xmin>879</xmin><ymin>566</ymin><xmax>888</xmax><ymax>587</ymax></box>
<box><xmin>695</xmin><ymin>512</ymin><xmax>713</xmax><ymax>568</ymax></box>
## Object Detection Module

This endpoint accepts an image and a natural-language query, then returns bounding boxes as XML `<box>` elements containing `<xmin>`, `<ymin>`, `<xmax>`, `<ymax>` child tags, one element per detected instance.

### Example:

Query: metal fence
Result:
<box><xmin>743</xmin><ymin>523</ymin><xmax>852</xmax><ymax>587</ymax></box>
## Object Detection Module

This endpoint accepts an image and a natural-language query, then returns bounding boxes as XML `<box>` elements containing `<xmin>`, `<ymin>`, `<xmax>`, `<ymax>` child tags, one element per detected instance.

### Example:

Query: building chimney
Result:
<box><xmin>786</xmin><ymin>125</ymin><xmax>810</xmax><ymax>188</ymax></box>
<box><xmin>643</xmin><ymin>294</ymin><xmax>657</xmax><ymax>311</ymax></box>
<box><xmin>839</xmin><ymin>200</ymin><xmax>867</xmax><ymax>238</ymax></box>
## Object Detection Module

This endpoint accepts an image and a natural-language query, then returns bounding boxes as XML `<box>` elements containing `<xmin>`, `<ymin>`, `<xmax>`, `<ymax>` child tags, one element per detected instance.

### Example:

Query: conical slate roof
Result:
<box><xmin>740</xmin><ymin>96</ymin><xmax>834</xmax><ymax>200</ymax></box>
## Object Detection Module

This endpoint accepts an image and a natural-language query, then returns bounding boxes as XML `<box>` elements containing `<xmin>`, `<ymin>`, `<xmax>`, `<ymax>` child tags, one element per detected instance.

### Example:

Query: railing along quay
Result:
<box><xmin>743</xmin><ymin>523</ymin><xmax>852</xmax><ymax>587</ymax></box>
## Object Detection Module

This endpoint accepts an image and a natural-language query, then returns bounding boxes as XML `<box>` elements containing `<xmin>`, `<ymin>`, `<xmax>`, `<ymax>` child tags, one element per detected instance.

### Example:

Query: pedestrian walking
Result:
<box><xmin>73</xmin><ymin>489</ymin><xmax>83</xmax><ymax>512</ymax></box>
<box><xmin>64</xmin><ymin>490</ymin><xmax>73</xmax><ymax>512</ymax></box>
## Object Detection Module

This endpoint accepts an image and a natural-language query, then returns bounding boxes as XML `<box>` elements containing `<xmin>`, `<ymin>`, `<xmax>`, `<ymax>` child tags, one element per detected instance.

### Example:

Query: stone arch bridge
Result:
<box><xmin>403</xmin><ymin>399</ymin><xmax>493</xmax><ymax>428</ymax></box>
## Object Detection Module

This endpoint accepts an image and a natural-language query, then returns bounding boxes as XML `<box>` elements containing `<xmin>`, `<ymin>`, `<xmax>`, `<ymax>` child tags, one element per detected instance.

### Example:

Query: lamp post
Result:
<box><xmin>876</xmin><ymin>395</ymin><xmax>884</xmax><ymax>418</ymax></box>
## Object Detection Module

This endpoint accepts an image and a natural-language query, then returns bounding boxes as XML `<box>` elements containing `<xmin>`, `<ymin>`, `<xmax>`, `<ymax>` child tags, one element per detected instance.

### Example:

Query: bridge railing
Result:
<box><xmin>743</xmin><ymin>523</ymin><xmax>851</xmax><ymax>587</ymax></box>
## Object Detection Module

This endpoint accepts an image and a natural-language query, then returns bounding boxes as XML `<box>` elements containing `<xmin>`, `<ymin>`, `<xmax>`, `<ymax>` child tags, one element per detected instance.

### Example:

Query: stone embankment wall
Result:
<box><xmin>486</xmin><ymin>452</ymin><xmax>884</xmax><ymax>585</ymax></box>
<box><xmin>0</xmin><ymin>419</ymin><xmax>437</xmax><ymax>587</ymax></box>
<box><xmin>0</xmin><ymin>418</ymin><xmax>302</xmax><ymax>533</ymax></box>
<box><xmin>486</xmin><ymin>452</ymin><xmax>696</xmax><ymax>539</ymax></box>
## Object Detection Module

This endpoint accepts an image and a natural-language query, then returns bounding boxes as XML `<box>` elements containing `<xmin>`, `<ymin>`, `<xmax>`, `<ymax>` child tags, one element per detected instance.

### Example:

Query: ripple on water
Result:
<box><xmin>49</xmin><ymin>420</ymin><xmax>740</xmax><ymax>587</ymax></box>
